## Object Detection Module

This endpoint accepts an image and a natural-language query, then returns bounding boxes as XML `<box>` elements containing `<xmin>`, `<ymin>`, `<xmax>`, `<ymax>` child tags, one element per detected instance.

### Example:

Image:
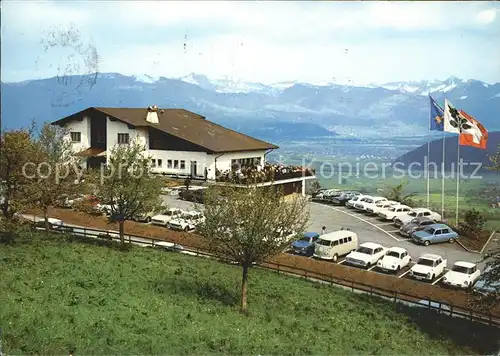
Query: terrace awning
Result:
<box><xmin>75</xmin><ymin>148</ymin><xmax>106</xmax><ymax>157</ymax></box>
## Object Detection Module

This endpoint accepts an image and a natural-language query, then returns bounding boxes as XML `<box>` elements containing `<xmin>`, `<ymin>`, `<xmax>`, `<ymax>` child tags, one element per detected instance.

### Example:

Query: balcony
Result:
<box><xmin>215</xmin><ymin>163</ymin><xmax>315</xmax><ymax>185</ymax></box>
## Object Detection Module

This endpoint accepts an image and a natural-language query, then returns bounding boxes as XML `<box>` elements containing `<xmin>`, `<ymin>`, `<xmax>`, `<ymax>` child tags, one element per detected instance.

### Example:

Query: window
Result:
<box><xmin>151</xmin><ymin>159</ymin><xmax>156</xmax><ymax>167</ymax></box>
<box><xmin>442</xmin><ymin>229</ymin><xmax>449</xmax><ymax>234</ymax></box>
<box><xmin>347</xmin><ymin>236</ymin><xmax>352</xmax><ymax>242</ymax></box>
<box><xmin>333</xmin><ymin>240</ymin><xmax>339</xmax><ymax>246</ymax></box>
<box><xmin>117</xmin><ymin>133</ymin><xmax>129</xmax><ymax>144</ymax></box>
<box><xmin>70</xmin><ymin>132</ymin><xmax>81</xmax><ymax>142</ymax></box>
<box><xmin>424</xmin><ymin>212</ymin><xmax>431</xmax><ymax>216</ymax></box>
<box><xmin>167</xmin><ymin>160</ymin><xmax>173</xmax><ymax>169</ymax></box>
<box><xmin>174</xmin><ymin>160</ymin><xmax>179</xmax><ymax>169</ymax></box>
<box><xmin>157</xmin><ymin>159</ymin><xmax>162</xmax><ymax>167</ymax></box>
<box><xmin>434</xmin><ymin>230</ymin><xmax>442</xmax><ymax>235</ymax></box>
<box><xmin>180</xmin><ymin>160</ymin><xmax>185</xmax><ymax>169</ymax></box>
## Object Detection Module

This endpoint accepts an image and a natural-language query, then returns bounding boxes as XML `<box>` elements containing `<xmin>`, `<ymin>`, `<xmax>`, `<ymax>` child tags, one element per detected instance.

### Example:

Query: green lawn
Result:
<box><xmin>1</xmin><ymin>232</ymin><xmax>499</xmax><ymax>355</ymax></box>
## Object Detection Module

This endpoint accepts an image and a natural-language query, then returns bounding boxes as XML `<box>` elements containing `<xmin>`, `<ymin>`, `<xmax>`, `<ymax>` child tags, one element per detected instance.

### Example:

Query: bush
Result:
<box><xmin>458</xmin><ymin>209</ymin><xmax>486</xmax><ymax>239</ymax></box>
<box><xmin>179</xmin><ymin>189</ymin><xmax>205</xmax><ymax>203</ymax></box>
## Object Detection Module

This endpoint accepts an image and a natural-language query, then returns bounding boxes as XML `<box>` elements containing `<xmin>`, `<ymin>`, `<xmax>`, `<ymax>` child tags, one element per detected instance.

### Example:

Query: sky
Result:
<box><xmin>1</xmin><ymin>1</ymin><xmax>500</xmax><ymax>85</ymax></box>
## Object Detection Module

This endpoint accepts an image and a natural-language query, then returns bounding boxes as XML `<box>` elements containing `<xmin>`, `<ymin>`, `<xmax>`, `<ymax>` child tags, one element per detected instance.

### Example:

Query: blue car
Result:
<box><xmin>411</xmin><ymin>224</ymin><xmax>459</xmax><ymax>246</ymax></box>
<box><xmin>473</xmin><ymin>267</ymin><xmax>500</xmax><ymax>296</ymax></box>
<box><xmin>291</xmin><ymin>232</ymin><xmax>320</xmax><ymax>256</ymax></box>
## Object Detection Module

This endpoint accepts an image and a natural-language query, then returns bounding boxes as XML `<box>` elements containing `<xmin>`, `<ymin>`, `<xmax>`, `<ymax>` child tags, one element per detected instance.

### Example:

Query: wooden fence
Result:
<box><xmin>37</xmin><ymin>224</ymin><xmax>500</xmax><ymax>328</ymax></box>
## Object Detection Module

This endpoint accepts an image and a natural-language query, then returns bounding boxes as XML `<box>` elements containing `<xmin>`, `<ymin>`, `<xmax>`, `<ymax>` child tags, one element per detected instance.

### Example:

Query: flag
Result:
<box><xmin>429</xmin><ymin>95</ymin><xmax>444</xmax><ymax>131</ymax></box>
<box><xmin>458</xmin><ymin>109</ymin><xmax>488</xmax><ymax>150</ymax></box>
<box><xmin>443</xmin><ymin>99</ymin><xmax>461</xmax><ymax>134</ymax></box>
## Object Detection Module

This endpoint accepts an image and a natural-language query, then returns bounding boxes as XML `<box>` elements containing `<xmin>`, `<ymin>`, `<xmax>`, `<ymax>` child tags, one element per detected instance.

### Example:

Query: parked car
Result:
<box><xmin>133</xmin><ymin>208</ymin><xmax>163</xmax><ymax>223</ymax></box>
<box><xmin>411</xmin><ymin>224</ymin><xmax>459</xmax><ymax>246</ymax></box>
<box><xmin>168</xmin><ymin>211</ymin><xmax>205</xmax><ymax>232</ymax></box>
<box><xmin>320</xmin><ymin>189</ymin><xmax>342</xmax><ymax>202</ymax></box>
<box><xmin>353</xmin><ymin>196</ymin><xmax>374</xmax><ymax>211</ymax></box>
<box><xmin>345</xmin><ymin>242</ymin><xmax>387</xmax><ymax>268</ymax></box>
<box><xmin>399</xmin><ymin>217</ymin><xmax>437</xmax><ymax>237</ymax></box>
<box><xmin>330</xmin><ymin>191</ymin><xmax>361</xmax><ymax>206</ymax></box>
<box><xmin>311</xmin><ymin>188</ymin><xmax>328</xmax><ymax>199</ymax></box>
<box><xmin>32</xmin><ymin>218</ymin><xmax>70</xmax><ymax>233</ymax></box>
<box><xmin>291</xmin><ymin>231</ymin><xmax>320</xmax><ymax>256</ymax></box>
<box><xmin>346</xmin><ymin>195</ymin><xmax>366</xmax><ymax>209</ymax></box>
<box><xmin>376</xmin><ymin>247</ymin><xmax>411</xmax><ymax>272</ymax></box>
<box><xmin>378</xmin><ymin>204</ymin><xmax>412</xmax><ymax>221</ymax></box>
<box><xmin>313</xmin><ymin>229</ymin><xmax>358</xmax><ymax>262</ymax></box>
<box><xmin>151</xmin><ymin>208</ymin><xmax>184</xmax><ymax>227</ymax></box>
<box><xmin>394</xmin><ymin>208</ymin><xmax>442</xmax><ymax>228</ymax></box>
<box><xmin>441</xmin><ymin>261</ymin><xmax>481</xmax><ymax>289</ymax></box>
<box><xmin>356</xmin><ymin>196</ymin><xmax>388</xmax><ymax>212</ymax></box>
<box><xmin>366</xmin><ymin>200</ymin><xmax>398</xmax><ymax>215</ymax></box>
<box><xmin>472</xmin><ymin>267</ymin><xmax>500</xmax><ymax>296</ymax></box>
<box><xmin>408</xmin><ymin>254</ymin><xmax>447</xmax><ymax>281</ymax></box>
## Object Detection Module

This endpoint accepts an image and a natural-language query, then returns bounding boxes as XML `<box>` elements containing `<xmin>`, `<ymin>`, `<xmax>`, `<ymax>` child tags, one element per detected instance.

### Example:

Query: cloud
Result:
<box><xmin>1</xmin><ymin>1</ymin><xmax>500</xmax><ymax>84</ymax></box>
<box><xmin>476</xmin><ymin>8</ymin><xmax>498</xmax><ymax>24</ymax></box>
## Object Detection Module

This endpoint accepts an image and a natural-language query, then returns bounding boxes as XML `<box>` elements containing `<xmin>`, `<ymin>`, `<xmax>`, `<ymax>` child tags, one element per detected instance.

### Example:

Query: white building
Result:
<box><xmin>52</xmin><ymin>106</ymin><xmax>316</xmax><ymax>195</ymax></box>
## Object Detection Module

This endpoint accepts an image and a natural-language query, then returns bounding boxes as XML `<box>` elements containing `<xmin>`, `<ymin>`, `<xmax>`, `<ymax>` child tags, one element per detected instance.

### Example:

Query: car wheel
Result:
<box><xmin>145</xmin><ymin>217</ymin><xmax>152</xmax><ymax>223</ymax></box>
<box><xmin>366</xmin><ymin>262</ymin><xmax>371</xmax><ymax>269</ymax></box>
<box><xmin>332</xmin><ymin>254</ymin><xmax>338</xmax><ymax>262</ymax></box>
<box><xmin>184</xmin><ymin>226</ymin><xmax>189</xmax><ymax>232</ymax></box>
<box><xmin>432</xmin><ymin>274</ymin><xmax>435</xmax><ymax>280</ymax></box>
<box><xmin>448</xmin><ymin>238</ymin><xmax>454</xmax><ymax>243</ymax></box>
<box><xmin>397</xmin><ymin>265</ymin><xmax>401</xmax><ymax>272</ymax></box>
<box><xmin>424</xmin><ymin>240</ymin><xmax>430</xmax><ymax>246</ymax></box>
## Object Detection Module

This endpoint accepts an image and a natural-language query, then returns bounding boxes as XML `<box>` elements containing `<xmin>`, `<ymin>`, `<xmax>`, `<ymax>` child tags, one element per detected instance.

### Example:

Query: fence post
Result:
<box><xmin>351</xmin><ymin>281</ymin><xmax>354</xmax><ymax>292</ymax></box>
<box><xmin>304</xmin><ymin>269</ymin><xmax>307</xmax><ymax>279</ymax></box>
<box><xmin>83</xmin><ymin>227</ymin><xmax>86</xmax><ymax>238</ymax></box>
<box><xmin>370</xmin><ymin>286</ymin><xmax>373</xmax><ymax>296</ymax></box>
<box><xmin>277</xmin><ymin>264</ymin><xmax>280</xmax><ymax>275</ymax></box>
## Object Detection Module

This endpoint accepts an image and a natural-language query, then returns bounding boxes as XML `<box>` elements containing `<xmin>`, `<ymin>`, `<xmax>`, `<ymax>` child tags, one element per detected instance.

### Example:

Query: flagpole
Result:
<box><xmin>427</xmin><ymin>139</ymin><xmax>430</xmax><ymax>209</ymax></box>
<box><xmin>455</xmin><ymin>135</ymin><xmax>460</xmax><ymax>224</ymax></box>
<box><xmin>441</xmin><ymin>129</ymin><xmax>446</xmax><ymax>220</ymax></box>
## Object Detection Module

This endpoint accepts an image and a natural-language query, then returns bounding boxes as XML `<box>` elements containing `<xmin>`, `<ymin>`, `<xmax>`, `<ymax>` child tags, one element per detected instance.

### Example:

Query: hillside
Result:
<box><xmin>1</xmin><ymin>231</ymin><xmax>498</xmax><ymax>354</ymax></box>
<box><xmin>1</xmin><ymin>73</ymin><xmax>499</xmax><ymax>141</ymax></box>
<box><xmin>393</xmin><ymin>131</ymin><xmax>500</xmax><ymax>172</ymax></box>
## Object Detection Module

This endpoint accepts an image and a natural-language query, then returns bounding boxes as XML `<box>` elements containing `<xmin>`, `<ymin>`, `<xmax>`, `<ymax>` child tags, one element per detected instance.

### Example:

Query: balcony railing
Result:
<box><xmin>215</xmin><ymin>164</ymin><xmax>315</xmax><ymax>185</ymax></box>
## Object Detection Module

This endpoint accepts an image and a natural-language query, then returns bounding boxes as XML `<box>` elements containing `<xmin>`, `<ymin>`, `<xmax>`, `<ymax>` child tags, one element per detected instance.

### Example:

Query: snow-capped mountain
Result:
<box><xmin>1</xmin><ymin>72</ymin><xmax>499</xmax><ymax>140</ymax></box>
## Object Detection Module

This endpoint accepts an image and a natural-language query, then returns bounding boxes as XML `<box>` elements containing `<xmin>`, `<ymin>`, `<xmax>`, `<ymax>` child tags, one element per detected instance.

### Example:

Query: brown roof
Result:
<box><xmin>75</xmin><ymin>147</ymin><xmax>106</xmax><ymax>157</ymax></box>
<box><xmin>53</xmin><ymin>107</ymin><xmax>278</xmax><ymax>153</ymax></box>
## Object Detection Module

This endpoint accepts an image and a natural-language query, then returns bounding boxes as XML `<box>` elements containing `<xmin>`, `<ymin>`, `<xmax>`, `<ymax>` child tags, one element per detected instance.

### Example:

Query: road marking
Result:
<box><xmin>398</xmin><ymin>269</ymin><xmax>412</xmax><ymax>278</ymax></box>
<box><xmin>337</xmin><ymin>260</ymin><xmax>345</xmax><ymax>265</ymax></box>
<box><xmin>374</xmin><ymin>222</ymin><xmax>394</xmax><ymax>226</ymax></box>
<box><xmin>386</xmin><ymin>230</ymin><xmax>401</xmax><ymax>233</ymax></box>
<box><xmin>367</xmin><ymin>265</ymin><xmax>377</xmax><ymax>271</ymax></box>
<box><xmin>432</xmin><ymin>274</ymin><xmax>446</xmax><ymax>285</ymax></box>
<box><xmin>317</xmin><ymin>203</ymin><xmax>403</xmax><ymax>242</ymax></box>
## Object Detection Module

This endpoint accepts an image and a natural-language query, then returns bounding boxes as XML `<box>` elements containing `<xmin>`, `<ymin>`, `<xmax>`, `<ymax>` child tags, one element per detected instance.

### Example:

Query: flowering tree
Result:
<box><xmin>198</xmin><ymin>184</ymin><xmax>309</xmax><ymax>313</ymax></box>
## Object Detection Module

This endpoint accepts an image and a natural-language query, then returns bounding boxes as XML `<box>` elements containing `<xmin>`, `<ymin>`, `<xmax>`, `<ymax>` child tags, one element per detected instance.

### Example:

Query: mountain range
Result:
<box><xmin>1</xmin><ymin>72</ymin><xmax>499</xmax><ymax>141</ymax></box>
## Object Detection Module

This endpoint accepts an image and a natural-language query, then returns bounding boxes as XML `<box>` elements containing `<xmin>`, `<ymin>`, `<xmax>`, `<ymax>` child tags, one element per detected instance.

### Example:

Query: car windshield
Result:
<box><xmin>452</xmin><ymin>265</ymin><xmax>472</xmax><ymax>274</ymax></box>
<box><xmin>356</xmin><ymin>246</ymin><xmax>374</xmax><ymax>255</ymax></box>
<box><xmin>317</xmin><ymin>239</ymin><xmax>331</xmax><ymax>246</ymax></box>
<box><xmin>365</xmin><ymin>199</ymin><xmax>374</xmax><ymax>204</ymax></box>
<box><xmin>388</xmin><ymin>207</ymin><xmax>396</xmax><ymax>212</ymax></box>
<box><xmin>424</xmin><ymin>227</ymin><xmax>436</xmax><ymax>234</ymax></box>
<box><xmin>417</xmin><ymin>258</ymin><xmax>434</xmax><ymax>267</ymax></box>
<box><xmin>376</xmin><ymin>202</ymin><xmax>385</xmax><ymax>207</ymax></box>
<box><xmin>299</xmin><ymin>236</ymin><xmax>311</xmax><ymax>242</ymax></box>
<box><xmin>408</xmin><ymin>211</ymin><xmax>417</xmax><ymax>217</ymax></box>
<box><xmin>410</xmin><ymin>218</ymin><xmax>419</xmax><ymax>224</ymax></box>
<box><xmin>386</xmin><ymin>251</ymin><xmax>401</xmax><ymax>258</ymax></box>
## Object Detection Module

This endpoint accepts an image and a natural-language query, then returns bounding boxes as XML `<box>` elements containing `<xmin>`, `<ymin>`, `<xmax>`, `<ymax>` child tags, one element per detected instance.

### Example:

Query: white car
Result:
<box><xmin>394</xmin><ymin>208</ymin><xmax>442</xmax><ymax>228</ymax></box>
<box><xmin>441</xmin><ymin>261</ymin><xmax>481</xmax><ymax>289</ymax></box>
<box><xmin>353</xmin><ymin>196</ymin><xmax>374</xmax><ymax>210</ymax></box>
<box><xmin>345</xmin><ymin>195</ymin><xmax>367</xmax><ymax>209</ymax></box>
<box><xmin>376</xmin><ymin>247</ymin><xmax>412</xmax><ymax>272</ymax></box>
<box><xmin>378</xmin><ymin>204</ymin><xmax>412</xmax><ymax>221</ymax></box>
<box><xmin>366</xmin><ymin>200</ymin><xmax>399</xmax><ymax>215</ymax></box>
<box><xmin>168</xmin><ymin>211</ymin><xmax>205</xmax><ymax>232</ymax></box>
<box><xmin>409</xmin><ymin>254</ymin><xmax>447</xmax><ymax>281</ymax></box>
<box><xmin>345</xmin><ymin>242</ymin><xmax>387</xmax><ymax>268</ymax></box>
<box><xmin>151</xmin><ymin>208</ymin><xmax>184</xmax><ymax>226</ymax></box>
<box><xmin>358</xmin><ymin>196</ymin><xmax>388</xmax><ymax>212</ymax></box>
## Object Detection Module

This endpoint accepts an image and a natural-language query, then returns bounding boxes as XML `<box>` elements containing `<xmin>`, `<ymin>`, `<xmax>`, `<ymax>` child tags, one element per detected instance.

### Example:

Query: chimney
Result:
<box><xmin>145</xmin><ymin>105</ymin><xmax>159</xmax><ymax>124</ymax></box>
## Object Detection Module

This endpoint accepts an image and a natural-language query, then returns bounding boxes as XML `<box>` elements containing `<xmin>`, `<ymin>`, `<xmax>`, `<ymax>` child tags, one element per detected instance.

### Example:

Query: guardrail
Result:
<box><xmin>31</xmin><ymin>223</ymin><xmax>500</xmax><ymax>328</ymax></box>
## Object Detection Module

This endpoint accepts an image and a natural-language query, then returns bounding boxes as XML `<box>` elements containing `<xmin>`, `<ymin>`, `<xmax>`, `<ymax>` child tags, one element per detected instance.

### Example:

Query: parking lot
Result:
<box><xmin>160</xmin><ymin>193</ymin><xmax>485</xmax><ymax>286</ymax></box>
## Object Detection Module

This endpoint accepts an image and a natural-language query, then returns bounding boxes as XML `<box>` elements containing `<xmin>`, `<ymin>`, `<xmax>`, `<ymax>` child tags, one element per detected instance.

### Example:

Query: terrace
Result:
<box><xmin>215</xmin><ymin>163</ymin><xmax>315</xmax><ymax>185</ymax></box>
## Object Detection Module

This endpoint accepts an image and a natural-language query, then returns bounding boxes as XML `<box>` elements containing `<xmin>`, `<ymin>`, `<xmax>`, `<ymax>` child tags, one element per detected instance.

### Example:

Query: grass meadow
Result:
<box><xmin>1</xmin><ymin>231</ymin><xmax>499</xmax><ymax>355</ymax></box>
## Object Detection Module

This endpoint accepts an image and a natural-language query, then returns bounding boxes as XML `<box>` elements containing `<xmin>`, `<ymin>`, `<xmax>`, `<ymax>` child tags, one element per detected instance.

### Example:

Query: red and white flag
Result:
<box><xmin>458</xmin><ymin>110</ymin><xmax>488</xmax><ymax>150</ymax></box>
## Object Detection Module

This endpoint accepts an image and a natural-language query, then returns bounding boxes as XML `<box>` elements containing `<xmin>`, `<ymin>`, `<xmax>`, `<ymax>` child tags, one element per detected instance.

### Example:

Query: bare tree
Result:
<box><xmin>89</xmin><ymin>141</ymin><xmax>164</xmax><ymax>243</ymax></box>
<box><xmin>28</xmin><ymin>123</ymin><xmax>81</xmax><ymax>231</ymax></box>
<box><xmin>198</xmin><ymin>184</ymin><xmax>310</xmax><ymax>313</ymax></box>
<box><xmin>0</xmin><ymin>125</ymin><xmax>38</xmax><ymax>221</ymax></box>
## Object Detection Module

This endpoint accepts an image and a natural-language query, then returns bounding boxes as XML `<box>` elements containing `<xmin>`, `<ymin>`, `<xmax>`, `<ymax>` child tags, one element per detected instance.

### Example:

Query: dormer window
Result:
<box><xmin>70</xmin><ymin>132</ymin><xmax>81</xmax><ymax>143</ymax></box>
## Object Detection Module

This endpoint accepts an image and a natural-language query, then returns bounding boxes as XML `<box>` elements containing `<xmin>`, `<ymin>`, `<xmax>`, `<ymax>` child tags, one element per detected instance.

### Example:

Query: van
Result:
<box><xmin>313</xmin><ymin>230</ymin><xmax>358</xmax><ymax>262</ymax></box>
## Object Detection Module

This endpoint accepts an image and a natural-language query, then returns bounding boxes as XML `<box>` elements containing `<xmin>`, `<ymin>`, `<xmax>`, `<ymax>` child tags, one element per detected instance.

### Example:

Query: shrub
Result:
<box><xmin>458</xmin><ymin>209</ymin><xmax>486</xmax><ymax>239</ymax></box>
